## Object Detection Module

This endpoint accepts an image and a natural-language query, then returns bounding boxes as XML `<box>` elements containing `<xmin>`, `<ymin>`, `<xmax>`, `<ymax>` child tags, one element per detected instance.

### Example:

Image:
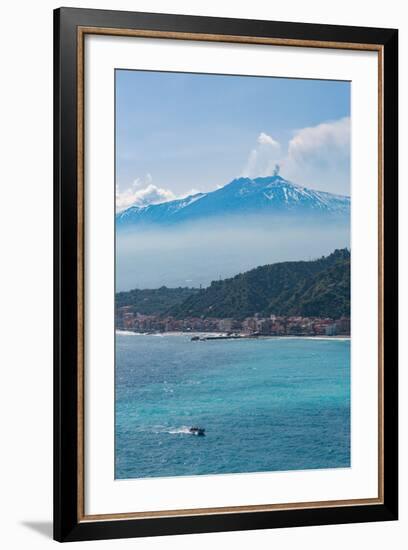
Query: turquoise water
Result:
<box><xmin>115</xmin><ymin>334</ymin><xmax>350</xmax><ymax>479</ymax></box>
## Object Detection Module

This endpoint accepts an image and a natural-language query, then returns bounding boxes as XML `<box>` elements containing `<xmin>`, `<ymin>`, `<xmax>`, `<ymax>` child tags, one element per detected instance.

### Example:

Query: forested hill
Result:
<box><xmin>116</xmin><ymin>249</ymin><xmax>350</xmax><ymax>320</ymax></box>
<box><xmin>116</xmin><ymin>286</ymin><xmax>199</xmax><ymax>316</ymax></box>
<box><xmin>168</xmin><ymin>249</ymin><xmax>350</xmax><ymax>320</ymax></box>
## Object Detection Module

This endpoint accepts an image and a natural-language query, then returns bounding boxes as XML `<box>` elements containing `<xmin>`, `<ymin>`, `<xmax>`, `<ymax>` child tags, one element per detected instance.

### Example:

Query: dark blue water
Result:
<box><xmin>115</xmin><ymin>334</ymin><xmax>350</xmax><ymax>479</ymax></box>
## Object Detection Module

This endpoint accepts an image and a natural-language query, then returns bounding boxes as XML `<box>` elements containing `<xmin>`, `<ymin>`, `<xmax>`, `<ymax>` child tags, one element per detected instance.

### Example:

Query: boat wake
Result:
<box><xmin>151</xmin><ymin>425</ymin><xmax>205</xmax><ymax>436</ymax></box>
<box><xmin>150</xmin><ymin>425</ymin><xmax>191</xmax><ymax>435</ymax></box>
<box><xmin>168</xmin><ymin>426</ymin><xmax>192</xmax><ymax>435</ymax></box>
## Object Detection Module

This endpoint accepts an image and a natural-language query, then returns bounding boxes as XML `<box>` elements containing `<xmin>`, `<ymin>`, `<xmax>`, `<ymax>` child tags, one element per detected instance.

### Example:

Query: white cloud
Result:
<box><xmin>257</xmin><ymin>132</ymin><xmax>280</xmax><ymax>147</ymax></box>
<box><xmin>118</xmin><ymin>183</ymin><xmax>176</xmax><ymax>210</ymax></box>
<box><xmin>133</xmin><ymin>173</ymin><xmax>152</xmax><ymax>188</ymax></box>
<box><xmin>116</xmin><ymin>173</ymin><xmax>176</xmax><ymax>212</ymax></box>
<box><xmin>242</xmin><ymin>132</ymin><xmax>281</xmax><ymax>178</ymax></box>
<box><xmin>116</xmin><ymin>175</ymin><xmax>200</xmax><ymax>212</ymax></box>
<box><xmin>287</xmin><ymin>118</ymin><xmax>350</xmax><ymax>161</ymax></box>
<box><xmin>282</xmin><ymin>117</ymin><xmax>350</xmax><ymax>194</ymax></box>
<box><xmin>241</xmin><ymin>119</ymin><xmax>350</xmax><ymax>195</ymax></box>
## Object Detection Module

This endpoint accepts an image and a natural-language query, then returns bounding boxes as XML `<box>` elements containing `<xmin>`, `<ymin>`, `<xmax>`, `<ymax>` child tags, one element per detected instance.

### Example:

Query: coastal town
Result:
<box><xmin>116</xmin><ymin>306</ymin><xmax>350</xmax><ymax>337</ymax></box>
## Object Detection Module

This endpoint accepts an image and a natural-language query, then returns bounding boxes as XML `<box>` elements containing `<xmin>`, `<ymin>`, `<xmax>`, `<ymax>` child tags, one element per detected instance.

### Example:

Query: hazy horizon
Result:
<box><xmin>116</xmin><ymin>215</ymin><xmax>349</xmax><ymax>291</ymax></box>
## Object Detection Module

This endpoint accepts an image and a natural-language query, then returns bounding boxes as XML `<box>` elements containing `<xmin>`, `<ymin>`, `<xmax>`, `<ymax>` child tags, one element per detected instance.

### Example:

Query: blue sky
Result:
<box><xmin>116</xmin><ymin>70</ymin><xmax>350</xmax><ymax>211</ymax></box>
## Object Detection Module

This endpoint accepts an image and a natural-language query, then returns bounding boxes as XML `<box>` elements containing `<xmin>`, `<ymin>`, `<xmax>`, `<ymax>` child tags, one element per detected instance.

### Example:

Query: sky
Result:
<box><xmin>115</xmin><ymin>70</ymin><xmax>350</xmax><ymax>212</ymax></box>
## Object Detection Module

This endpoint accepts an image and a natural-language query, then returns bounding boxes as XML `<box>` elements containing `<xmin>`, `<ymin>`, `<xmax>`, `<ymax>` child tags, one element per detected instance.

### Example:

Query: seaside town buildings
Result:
<box><xmin>116</xmin><ymin>306</ymin><xmax>350</xmax><ymax>337</ymax></box>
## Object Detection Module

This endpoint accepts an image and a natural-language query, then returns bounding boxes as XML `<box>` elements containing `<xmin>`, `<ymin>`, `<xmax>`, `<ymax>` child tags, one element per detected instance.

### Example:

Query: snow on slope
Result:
<box><xmin>116</xmin><ymin>175</ymin><xmax>350</xmax><ymax>228</ymax></box>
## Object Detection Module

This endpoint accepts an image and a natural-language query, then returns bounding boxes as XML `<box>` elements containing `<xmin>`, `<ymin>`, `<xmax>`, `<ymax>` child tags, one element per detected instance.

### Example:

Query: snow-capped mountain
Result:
<box><xmin>116</xmin><ymin>175</ymin><xmax>350</xmax><ymax>228</ymax></box>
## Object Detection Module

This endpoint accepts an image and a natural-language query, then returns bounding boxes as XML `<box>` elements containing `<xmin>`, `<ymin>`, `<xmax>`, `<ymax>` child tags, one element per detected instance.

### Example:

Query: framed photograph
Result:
<box><xmin>54</xmin><ymin>7</ymin><xmax>398</xmax><ymax>542</ymax></box>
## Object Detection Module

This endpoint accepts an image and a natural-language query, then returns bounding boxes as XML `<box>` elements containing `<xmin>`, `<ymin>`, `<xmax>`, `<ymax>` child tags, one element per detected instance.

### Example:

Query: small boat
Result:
<box><xmin>189</xmin><ymin>426</ymin><xmax>205</xmax><ymax>436</ymax></box>
<box><xmin>190</xmin><ymin>336</ymin><xmax>200</xmax><ymax>341</ymax></box>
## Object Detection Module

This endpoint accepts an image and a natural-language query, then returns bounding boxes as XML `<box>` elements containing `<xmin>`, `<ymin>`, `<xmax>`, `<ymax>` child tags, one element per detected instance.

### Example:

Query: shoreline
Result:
<box><xmin>116</xmin><ymin>330</ymin><xmax>350</xmax><ymax>341</ymax></box>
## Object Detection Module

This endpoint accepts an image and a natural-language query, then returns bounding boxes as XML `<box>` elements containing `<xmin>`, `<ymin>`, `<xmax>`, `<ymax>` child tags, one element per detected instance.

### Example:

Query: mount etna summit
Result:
<box><xmin>116</xmin><ymin>174</ymin><xmax>350</xmax><ymax>229</ymax></box>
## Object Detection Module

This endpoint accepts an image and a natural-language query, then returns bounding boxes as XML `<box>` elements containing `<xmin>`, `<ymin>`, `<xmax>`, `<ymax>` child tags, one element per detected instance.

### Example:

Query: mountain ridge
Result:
<box><xmin>116</xmin><ymin>174</ymin><xmax>350</xmax><ymax>228</ymax></box>
<box><xmin>168</xmin><ymin>248</ymin><xmax>350</xmax><ymax>320</ymax></box>
<box><xmin>116</xmin><ymin>249</ymin><xmax>350</xmax><ymax>320</ymax></box>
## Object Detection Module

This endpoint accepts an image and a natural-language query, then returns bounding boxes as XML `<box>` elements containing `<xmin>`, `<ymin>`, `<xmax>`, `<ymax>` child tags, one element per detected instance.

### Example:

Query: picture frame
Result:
<box><xmin>54</xmin><ymin>7</ymin><xmax>398</xmax><ymax>542</ymax></box>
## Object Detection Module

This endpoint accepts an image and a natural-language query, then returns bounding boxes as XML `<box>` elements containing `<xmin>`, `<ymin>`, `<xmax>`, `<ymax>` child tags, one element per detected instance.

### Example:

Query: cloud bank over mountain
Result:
<box><xmin>116</xmin><ymin>174</ymin><xmax>199</xmax><ymax>213</ymax></box>
<box><xmin>116</xmin><ymin>180</ymin><xmax>175</xmax><ymax>212</ymax></box>
<box><xmin>242</xmin><ymin>117</ymin><xmax>350</xmax><ymax>195</ymax></box>
<box><xmin>283</xmin><ymin>117</ymin><xmax>350</xmax><ymax>194</ymax></box>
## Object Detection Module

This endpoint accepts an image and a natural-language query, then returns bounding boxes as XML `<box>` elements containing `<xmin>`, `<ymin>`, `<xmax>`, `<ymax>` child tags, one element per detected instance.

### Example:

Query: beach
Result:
<box><xmin>116</xmin><ymin>329</ymin><xmax>350</xmax><ymax>341</ymax></box>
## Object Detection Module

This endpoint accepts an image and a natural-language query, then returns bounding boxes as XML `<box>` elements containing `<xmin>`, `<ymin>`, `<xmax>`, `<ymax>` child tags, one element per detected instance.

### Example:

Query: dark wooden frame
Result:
<box><xmin>54</xmin><ymin>7</ymin><xmax>398</xmax><ymax>542</ymax></box>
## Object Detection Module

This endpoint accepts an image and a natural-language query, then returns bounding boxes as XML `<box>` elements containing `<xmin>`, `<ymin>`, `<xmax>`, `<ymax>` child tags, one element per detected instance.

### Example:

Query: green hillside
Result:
<box><xmin>116</xmin><ymin>286</ymin><xmax>199</xmax><ymax>316</ymax></box>
<box><xmin>168</xmin><ymin>249</ymin><xmax>350</xmax><ymax>319</ymax></box>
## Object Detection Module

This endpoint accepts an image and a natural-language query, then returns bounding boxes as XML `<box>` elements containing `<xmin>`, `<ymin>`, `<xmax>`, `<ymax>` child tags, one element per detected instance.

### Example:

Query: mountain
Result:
<box><xmin>167</xmin><ymin>249</ymin><xmax>350</xmax><ymax>320</ymax></box>
<box><xmin>116</xmin><ymin>175</ymin><xmax>350</xmax><ymax>228</ymax></box>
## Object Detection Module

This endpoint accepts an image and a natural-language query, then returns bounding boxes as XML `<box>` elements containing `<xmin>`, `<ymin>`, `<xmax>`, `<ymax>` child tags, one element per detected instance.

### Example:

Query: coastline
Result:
<box><xmin>116</xmin><ymin>330</ymin><xmax>350</xmax><ymax>341</ymax></box>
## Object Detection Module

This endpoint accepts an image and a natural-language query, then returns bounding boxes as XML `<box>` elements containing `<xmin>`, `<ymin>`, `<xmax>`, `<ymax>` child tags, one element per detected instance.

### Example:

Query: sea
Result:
<box><xmin>115</xmin><ymin>333</ymin><xmax>350</xmax><ymax>480</ymax></box>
